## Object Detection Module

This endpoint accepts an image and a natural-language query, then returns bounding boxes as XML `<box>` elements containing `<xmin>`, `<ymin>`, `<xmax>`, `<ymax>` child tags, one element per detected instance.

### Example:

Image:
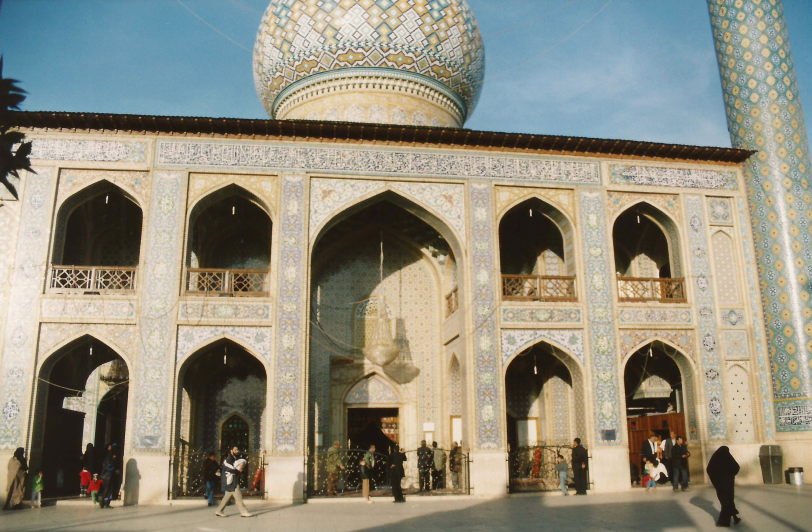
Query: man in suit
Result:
<box><xmin>389</xmin><ymin>447</ymin><xmax>406</xmax><ymax>503</ymax></box>
<box><xmin>641</xmin><ymin>433</ymin><xmax>658</xmax><ymax>466</ymax></box>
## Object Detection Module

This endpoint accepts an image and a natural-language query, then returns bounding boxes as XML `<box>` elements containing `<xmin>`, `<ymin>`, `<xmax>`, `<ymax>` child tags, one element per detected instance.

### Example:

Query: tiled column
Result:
<box><xmin>130</xmin><ymin>170</ymin><xmax>187</xmax><ymax>503</ymax></box>
<box><xmin>708</xmin><ymin>0</ymin><xmax>812</xmax><ymax>432</ymax></box>
<box><xmin>467</xmin><ymin>183</ymin><xmax>506</xmax><ymax>495</ymax></box>
<box><xmin>0</xmin><ymin>169</ymin><xmax>56</xmax><ymax>450</ymax></box>
<box><xmin>267</xmin><ymin>174</ymin><xmax>309</xmax><ymax>501</ymax></box>
<box><xmin>578</xmin><ymin>189</ymin><xmax>627</xmax><ymax>491</ymax></box>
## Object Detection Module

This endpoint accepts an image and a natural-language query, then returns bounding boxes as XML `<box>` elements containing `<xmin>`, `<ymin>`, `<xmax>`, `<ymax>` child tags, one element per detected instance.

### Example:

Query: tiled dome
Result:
<box><xmin>253</xmin><ymin>0</ymin><xmax>485</xmax><ymax>126</ymax></box>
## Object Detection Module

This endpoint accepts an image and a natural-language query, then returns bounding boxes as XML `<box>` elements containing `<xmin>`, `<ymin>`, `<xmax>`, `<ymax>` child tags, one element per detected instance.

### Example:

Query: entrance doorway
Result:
<box><xmin>347</xmin><ymin>408</ymin><xmax>398</xmax><ymax>454</ymax></box>
<box><xmin>624</xmin><ymin>341</ymin><xmax>690</xmax><ymax>485</ymax></box>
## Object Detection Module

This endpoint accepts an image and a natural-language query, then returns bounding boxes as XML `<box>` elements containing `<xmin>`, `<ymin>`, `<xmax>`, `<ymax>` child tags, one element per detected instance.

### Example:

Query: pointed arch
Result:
<box><xmin>177</xmin><ymin>337</ymin><xmax>269</xmax><ymax>377</ymax></box>
<box><xmin>343</xmin><ymin>372</ymin><xmax>400</xmax><ymax>406</ymax></box>
<box><xmin>498</xmin><ymin>196</ymin><xmax>577</xmax><ymax>302</ymax></box>
<box><xmin>177</xmin><ymin>333</ymin><xmax>271</xmax><ymax>374</ymax></box>
<box><xmin>311</xmin><ymin>189</ymin><xmax>464</xmax><ymax>262</ymax></box>
<box><xmin>612</xmin><ymin>200</ymin><xmax>683</xmax><ymax>278</ymax></box>
<box><xmin>37</xmin><ymin>333</ymin><xmax>132</xmax><ymax>377</ymax></box>
<box><xmin>188</xmin><ymin>183</ymin><xmax>273</xmax><ymax>221</ymax></box>
<box><xmin>52</xmin><ymin>180</ymin><xmax>144</xmax><ymax>268</ymax></box>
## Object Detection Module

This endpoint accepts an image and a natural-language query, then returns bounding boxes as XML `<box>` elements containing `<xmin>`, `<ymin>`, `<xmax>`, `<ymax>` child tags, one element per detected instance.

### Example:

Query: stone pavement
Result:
<box><xmin>0</xmin><ymin>485</ymin><xmax>809</xmax><ymax>532</ymax></box>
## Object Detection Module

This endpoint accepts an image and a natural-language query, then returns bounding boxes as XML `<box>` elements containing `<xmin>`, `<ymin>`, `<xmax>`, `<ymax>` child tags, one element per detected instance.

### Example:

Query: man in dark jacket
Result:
<box><xmin>99</xmin><ymin>444</ymin><xmax>121</xmax><ymax>508</ymax></box>
<box><xmin>417</xmin><ymin>441</ymin><xmax>433</xmax><ymax>492</ymax></box>
<box><xmin>202</xmin><ymin>452</ymin><xmax>221</xmax><ymax>506</ymax></box>
<box><xmin>389</xmin><ymin>447</ymin><xmax>406</xmax><ymax>503</ymax></box>
<box><xmin>670</xmin><ymin>436</ymin><xmax>690</xmax><ymax>492</ymax></box>
<box><xmin>571</xmin><ymin>438</ymin><xmax>588</xmax><ymax>495</ymax></box>
<box><xmin>215</xmin><ymin>446</ymin><xmax>254</xmax><ymax>518</ymax></box>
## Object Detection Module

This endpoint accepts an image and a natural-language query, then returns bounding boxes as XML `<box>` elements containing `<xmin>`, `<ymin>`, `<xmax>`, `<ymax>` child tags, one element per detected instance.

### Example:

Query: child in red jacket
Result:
<box><xmin>88</xmin><ymin>474</ymin><xmax>103</xmax><ymax>505</ymax></box>
<box><xmin>79</xmin><ymin>468</ymin><xmax>92</xmax><ymax>496</ymax></box>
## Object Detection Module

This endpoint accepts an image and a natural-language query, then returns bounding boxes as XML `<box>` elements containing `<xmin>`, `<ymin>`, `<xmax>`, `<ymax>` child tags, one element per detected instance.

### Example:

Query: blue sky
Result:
<box><xmin>1</xmin><ymin>0</ymin><xmax>811</xmax><ymax>150</ymax></box>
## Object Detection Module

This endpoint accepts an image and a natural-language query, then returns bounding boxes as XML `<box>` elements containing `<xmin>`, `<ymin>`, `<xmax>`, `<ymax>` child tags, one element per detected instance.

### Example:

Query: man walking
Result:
<box><xmin>417</xmin><ymin>440</ymin><xmax>433</xmax><ymax>492</ymax></box>
<box><xmin>571</xmin><ymin>438</ymin><xmax>588</xmax><ymax>495</ymax></box>
<box><xmin>215</xmin><ymin>446</ymin><xmax>254</xmax><ymax>518</ymax></box>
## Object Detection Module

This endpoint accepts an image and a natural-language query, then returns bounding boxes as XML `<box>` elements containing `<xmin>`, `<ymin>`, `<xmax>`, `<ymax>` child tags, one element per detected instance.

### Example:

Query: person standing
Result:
<box><xmin>662</xmin><ymin>431</ymin><xmax>677</xmax><ymax>479</ymax></box>
<box><xmin>82</xmin><ymin>443</ymin><xmax>96</xmax><ymax>475</ymax></box>
<box><xmin>389</xmin><ymin>447</ymin><xmax>406</xmax><ymax>503</ymax></box>
<box><xmin>417</xmin><ymin>441</ymin><xmax>432</xmax><ymax>493</ymax></box>
<box><xmin>571</xmin><ymin>438</ymin><xmax>588</xmax><ymax>495</ymax></box>
<box><xmin>359</xmin><ymin>458</ymin><xmax>373</xmax><ymax>503</ymax></box>
<box><xmin>215</xmin><ymin>448</ymin><xmax>254</xmax><ymax>518</ymax></box>
<box><xmin>3</xmin><ymin>447</ymin><xmax>28</xmax><ymax>510</ymax></box>
<box><xmin>79</xmin><ymin>467</ymin><xmax>91</xmax><ymax>497</ymax></box>
<box><xmin>448</xmin><ymin>442</ymin><xmax>462</xmax><ymax>490</ymax></box>
<box><xmin>202</xmin><ymin>452</ymin><xmax>220</xmax><ymax>507</ymax></box>
<box><xmin>555</xmin><ymin>454</ymin><xmax>569</xmax><ymax>496</ymax></box>
<box><xmin>671</xmin><ymin>436</ymin><xmax>690</xmax><ymax>492</ymax></box>
<box><xmin>363</xmin><ymin>444</ymin><xmax>377</xmax><ymax>491</ymax></box>
<box><xmin>99</xmin><ymin>444</ymin><xmax>121</xmax><ymax>508</ymax></box>
<box><xmin>31</xmin><ymin>471</ymin><xmax>44</xmax><ymax>508</ymax></box>
<box><xmin>706</xmin><ymin>446</ymin><xmax>741</xmax><ymax>527</ymax></box>
<box><xmin>325</xmin><ymin>441</ymin><xmax>345</xmax><ymax>496</ymax></box>
<box><xmin>431</xmin><ymin>442</ymin><xmax>446</xmax><ymax>490</ymax></box>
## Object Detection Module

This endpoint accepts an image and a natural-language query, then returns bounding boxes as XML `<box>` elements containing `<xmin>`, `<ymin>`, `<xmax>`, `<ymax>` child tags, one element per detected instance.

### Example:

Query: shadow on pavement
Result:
<box><xmin>358</xmin><ymin>496</ymin><xmax>698</xmax><ymax>532</ymax></box>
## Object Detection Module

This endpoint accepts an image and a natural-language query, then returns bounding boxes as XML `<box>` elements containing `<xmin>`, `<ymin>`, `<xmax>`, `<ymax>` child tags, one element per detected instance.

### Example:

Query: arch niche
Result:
<box><xmin>623</xmin><ymin>340</ymin><xmax>697</xmax><ymax>484</ymax></box>
<box><xmin>498</xmin><ymin>197</ymin><xmax>576</xmax><ymax>302</ymax></box>
<box><xmin>172</xmin><ymin>339</ymin><xmax>267</xmax><ymax>497</ymax></box>
<box><xmin>30</xmin><ymin>335</ymin><xmax>131</xmax><ymax>497</ymax></box>
<box><xmin>50</xmin><ymin>181</ymin><xmax>143</xmax><ymax>291</ymax></box>
<box><xmin>503</xmin><ymin>340</ymin><xmax>585</xmax><ymax>492</ymax></box>
<box><xmin>612</xmin><ymin>203</ymin><xmax>685</xmax><ymax>303</ymax></box>
<box><xmin>185</xmin><ymin>185</ymin><xmax>273</xmax><ymax>295</ymax></box>
<box><xmin>308</xmin><ymin>191</ymin><xmax>468</xmax><ymax>462</ymax></box>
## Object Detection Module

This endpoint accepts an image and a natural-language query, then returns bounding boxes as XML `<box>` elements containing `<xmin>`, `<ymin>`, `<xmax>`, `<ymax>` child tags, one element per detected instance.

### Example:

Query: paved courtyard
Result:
<box><xmin>0</xmin><ymin>485</ymin><xmax>808</xmax><ymax>532</ymax></box>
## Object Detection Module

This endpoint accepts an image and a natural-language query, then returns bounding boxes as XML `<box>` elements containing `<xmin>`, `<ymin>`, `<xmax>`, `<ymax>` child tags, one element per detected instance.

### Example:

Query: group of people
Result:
<box><xmin>416</xmin><ymin>440</ymin><xmax>462</xmax><ymax>492</ymax></box>
<box><xmin>2</xmin><ymin>442</ymin><xmax>120</xmax><ymax>511</ymax></box>
<box><xmin>81</xmin><ymin>443</ymin><xmax>123</xmax><ymax>508</ymax></box>
<box><xmin>324</xmin><ymin>440</ymin><xmax>465</xmax><ymax>502</ymax></box>
<box><xmin>206</xmin><ymin>445</ymin><xmax>256</xmax><ymax>518</ymax></box>
<box><xmin>640</xmin><ymin>431</ymin><xmax>691</xmax><ymax>492</ymax></box>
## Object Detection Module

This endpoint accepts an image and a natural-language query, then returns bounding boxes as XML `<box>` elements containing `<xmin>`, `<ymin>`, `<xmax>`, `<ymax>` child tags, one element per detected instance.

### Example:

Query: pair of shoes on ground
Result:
<box><xmin>215</xmin><ymin>512</ymin><xmax>255</xmax><ymax>518</ymax></box>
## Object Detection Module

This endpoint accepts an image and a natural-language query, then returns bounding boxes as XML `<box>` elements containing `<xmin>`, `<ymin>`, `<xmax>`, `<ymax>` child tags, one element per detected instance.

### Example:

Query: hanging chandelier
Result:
<box><xmin>362</xmin><ymin>231</ymin><xmax>400</xmax><ymax>366</ymax></box>
<box><xmin>99</xmin><ymin>359</ymin><xmax>129</xmax><ymax>385</ymax></box>
<box><xmin>363</xmin><ymin>296</ymin><xmax>400</xmax><ymax>366</ymax></box>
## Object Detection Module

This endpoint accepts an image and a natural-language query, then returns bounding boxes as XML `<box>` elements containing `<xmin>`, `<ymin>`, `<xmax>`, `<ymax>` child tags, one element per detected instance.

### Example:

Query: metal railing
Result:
<box><xmin>502</xmin><ymin>274</ymin><xmax>577</xmax><ymax>302</ymax></box>
<box><xmin>508</xmin><ymin>444</ymin><xmax>574</xmax><ymax>493</ymax></box>
<box><xmin>445</xmin><ymin>287</ymin><xmax>459</xmax><ymax>317</ymax></box>
<box><xmin>185</xmin><ymin>268</ymin><xmax>269</xmax><ymax>297</ymax></box>
<box><xmin>616</xmin><ymin>276</ymin><xmax>686</xmax><ymax>303</ymax></box>
<box><xmin>171</xmin><ymin>441</ymin><xmax>265</xmax><ymax>498</ymax></box>
<box><xmin>307</xmin><ymin>447</ymin><xmax>470</xmax><ymax>498</ymax></box>
<box><xmin>49</xmin><ymin>265</ymin><xmax>136</xmax><ymax>292</ymax></box>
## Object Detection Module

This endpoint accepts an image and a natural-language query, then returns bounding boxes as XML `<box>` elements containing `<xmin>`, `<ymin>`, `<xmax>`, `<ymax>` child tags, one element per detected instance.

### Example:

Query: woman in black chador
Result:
<box><xmin>706</xmin><ymin>446</ymin><xmax>741</xmax><ymax>527</ymax></box>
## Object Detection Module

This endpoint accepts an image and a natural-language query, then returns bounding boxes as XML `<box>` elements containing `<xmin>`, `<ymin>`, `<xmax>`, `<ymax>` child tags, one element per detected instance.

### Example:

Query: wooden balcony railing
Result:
<box><xmin>185</xmin><ymin>268</ymin><xmax>269</xmax><ymax>297</ymax></box>
<box><xmin>445</xmin><ymin>287</ymin><xmax>459</xmax><ymax>317</ymax></box>
<box><xmin>50</xmin><ymin>265</ymin><xmax>137</xmax><ymax>292</ymax></box>
<box><xmin>501</xmin><ymin>274</ymin><xmax>577</xmax><ymax>302</ymax></box>
<box><xmin>616</xmin><ymin>275</ymin><xmax>686</xmax><ymax>303</ymax></box>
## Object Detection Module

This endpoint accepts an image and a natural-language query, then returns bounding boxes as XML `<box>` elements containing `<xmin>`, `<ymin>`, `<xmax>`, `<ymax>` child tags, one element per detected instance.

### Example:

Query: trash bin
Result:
<box><xmin>758</xmin><ymin>445</ymin><xmax>783</xmax><ymax>484</ymax></box>
<box><xmin>787</xmin><ymin>467</ymin><xmax>804</xmax><ymax>486</ymax></box>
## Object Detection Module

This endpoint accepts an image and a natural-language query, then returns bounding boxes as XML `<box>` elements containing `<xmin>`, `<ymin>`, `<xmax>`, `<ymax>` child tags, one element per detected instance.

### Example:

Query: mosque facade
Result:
<box><xmin>0</xmin><ymin>0</ymin><xmax>810</xmax><ymax>504</ymax></box>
